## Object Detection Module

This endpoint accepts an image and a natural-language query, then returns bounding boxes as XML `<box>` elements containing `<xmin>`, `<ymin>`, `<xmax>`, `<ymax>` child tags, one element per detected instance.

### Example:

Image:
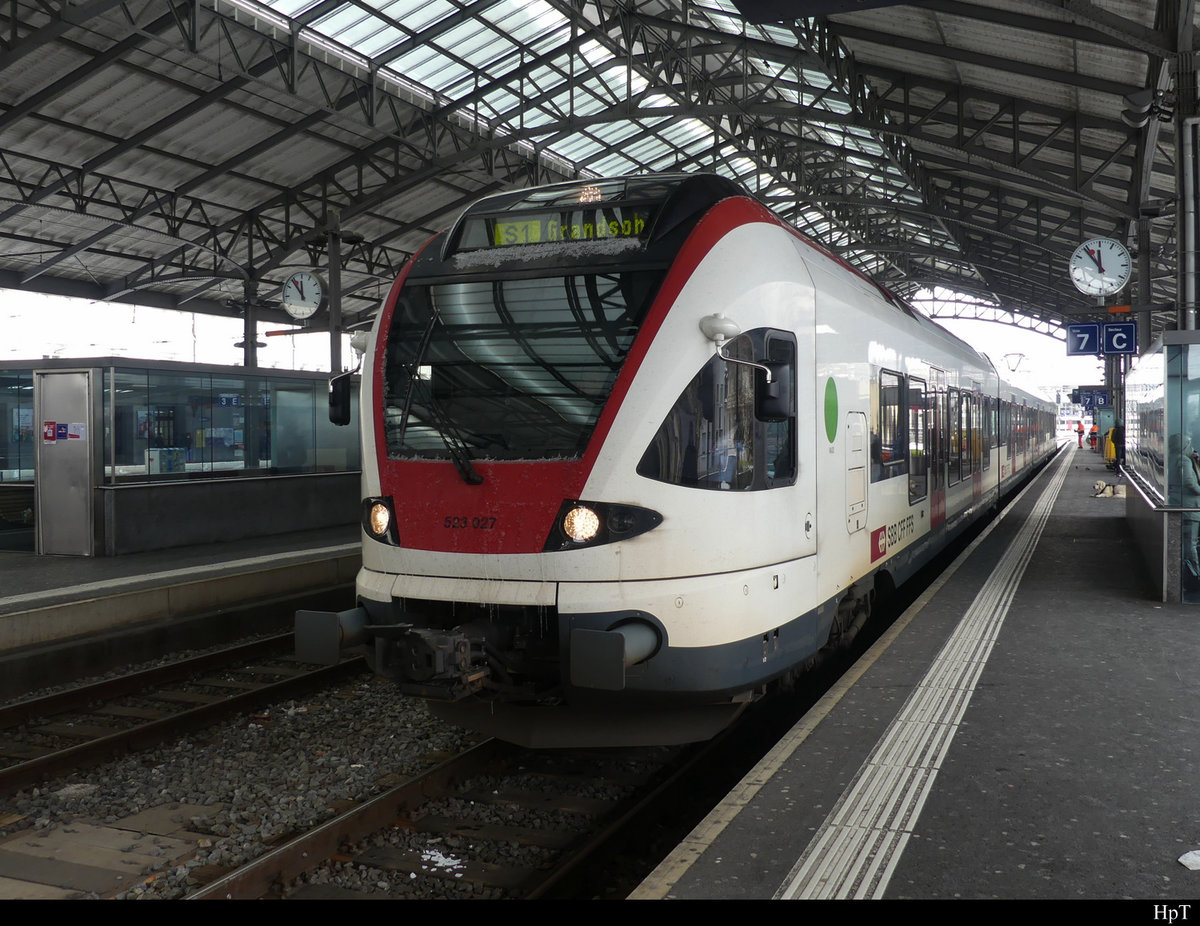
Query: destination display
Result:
<box><xmin>488</xmin><ymin>208</ymin><xmax>651</xmax><ymax>247</ymax></box>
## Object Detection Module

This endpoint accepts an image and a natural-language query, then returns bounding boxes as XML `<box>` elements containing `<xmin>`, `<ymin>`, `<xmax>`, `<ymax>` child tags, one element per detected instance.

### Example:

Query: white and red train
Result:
<box><xmin>297</xmin><ymin>173</ymin><xmax>1056</xmax><ymax>747</ymax></box>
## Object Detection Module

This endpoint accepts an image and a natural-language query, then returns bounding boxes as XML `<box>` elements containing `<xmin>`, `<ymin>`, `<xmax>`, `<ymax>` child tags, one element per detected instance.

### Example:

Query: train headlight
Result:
<box><xmin>562</xmin><ymin>505</ymin><xmax>602</xmax><ymax>543</ymax></box>
<box><xmin>362</xmin><ymin>497</ymin><xmax>398</xmax><ymax>545</ymax></box>
<box><xmin>545</xmin><ymin>500</ymin><xmax>662</xmax><ymax>551</ymax></box>
<box><xmin>368</xmin><ymin>503</ymin><xmax>391</xmax><ymax>537</ymax></box>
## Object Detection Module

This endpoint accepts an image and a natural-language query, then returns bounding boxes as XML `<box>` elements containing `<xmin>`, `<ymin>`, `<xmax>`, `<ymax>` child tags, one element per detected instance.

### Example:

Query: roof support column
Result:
<box><xmin>242</xmin><ymin>279</ymin><xmax>259</xmax><ymax>370</ymax></box>
<box><xmin>1179</xmin><ymin>113</ymin><xmax>1199</xmax><ymax>331</ymax></box>
<box><xmin>1138</xmin><ymin>214</ymin><xmax>1154</xmax><ymax>353</ymax></box>
<box><xmin>328</xmin><ymin>213</ymin><xmax>343</xmax><ymax>374</ymax></box>
<box><xmin>1176</xmin><ymin>6</ymin><xmax>1198</xmax><ymax>330</ymax></box>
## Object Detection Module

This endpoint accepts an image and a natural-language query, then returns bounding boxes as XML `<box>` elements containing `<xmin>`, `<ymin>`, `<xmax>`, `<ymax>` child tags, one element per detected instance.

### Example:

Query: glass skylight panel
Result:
<box><xmin>623</xmin><ymin>134</ymin><xmax>672</xmax><ymax>162</ymax></box>
<box><xmin>727</xmin><ymin>157</ymin><xmax>759</xmax><ymax>180</ymax></box>
<box><xmin>501</xmin><ymin>108</ymin><xmax>559</xmax><ymax>132</ymax></box>
<box><xmin>378</xmin><ymin>0</ymin><xmax>456</xmax><ymax>34</ymax></box>
<box><xmin>589</xmin><ymin>152</ymin><xmax>640</xmax><ymax>176</ymax></box>
<box><xmin>813</xmin><ymin>94</ymin><xmax>855</xmax><ymax>117</ymax></box>
<box><xmin>398</xmin><ymin>56</ymin><xmax>472</xmax><ymax>94</ymax></box>
<box><xmin>554</xmin><ymin>132</ymin><xmax>615</xmax><ymax>162</ymax></box>
<box><xmin>845</xmin><ymin>123</ymin><xmax>880</xmax><ymax>143</ymax></box>
<box><xmin>491</xmin><ymin>0</ymin><xmax>568</xmax><ymax>38</ymax></box>
<box><xmin>844</xmin><ymin>154</ymin><xmax>878</xmax><ymax>171</ymax></box>
<box><xmin>758</xmin><ymin>23</ymin><xmax>798</xmax><ymax>44</ymax></box>
<box><xmin>383</xmin><ymin>44</ymin><xmax>445</xmax><ymax>82</ymax></box>
<box><xmin>268</xmin><ymin>0</ymin><xmax>323</xmax><ymax>17</ymax></box>
<box><xmin>585</xmin><ymin>65</ymin><xmax>646</xmax><ymax>106</ymax></box>
<box><xmin>700</xmin><ymin>8</ymin><xmax>745</xmax><ymax>33</ymax></box>
<box><xmin>548</xmin><ymin>133</ymin><xmax>598</xmax><ymax>161</ymax></box>
<box><xmin>482</xmin><ymin>6</ymin><xmax>568</xmax><ymax>50</ymax></box>
<box><xmin>437</xmin><ymin>18</ymin><xmax>508</xmax><ymax>63</ymax></box>
<box><xmin>657</xmin><ymin>118</ymin><xmax>712</xmax><ymax>147</ymax></box>
<box><xmin>589</xmin><ymin>121</ymin><xmax>643</xmax><ymax>146</ymax></box>
<box><xmin>540</xmin><ymin>89</ymin><xmax>611</xmax><ymax>119</ymax></box>
<box><xmin>318</xmin><ymin>17</ymin><xmax>402</xmax><ymax>58</ymax></box>
<box><xmin>773</xmin><ymin>85</ymin><xmax>801</xmax><ymax>106</ymax></box>
<box><xmin>643</xmin><ymin>149</ymin><xmax>687</xmax><ymax>172</ymax></box>
<box><xmin>520</xmin><ymin>63</ymin><xmax>572</xmax><ymax>98</ymax></box>
<box><xmin>576</xmin><ymin>36</ymin><xmax>611</xmax><ymax>64</ymax></box>
<box><xmin>475</xmin><ymin>88</ymin><xmax>521</xmax><ymax>119</ymax></box>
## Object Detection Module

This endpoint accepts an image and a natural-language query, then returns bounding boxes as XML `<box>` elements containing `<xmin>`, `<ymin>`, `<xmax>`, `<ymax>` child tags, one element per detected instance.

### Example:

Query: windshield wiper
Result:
<box><xmin>396</xmin><ymin>313</ymin><xmax>484</xmax><ymax>486</ymax></box>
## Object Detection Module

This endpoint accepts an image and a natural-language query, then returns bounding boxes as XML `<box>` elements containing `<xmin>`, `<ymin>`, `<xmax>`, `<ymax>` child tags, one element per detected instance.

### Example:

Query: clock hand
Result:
<box><xmin>293</xmin><ymin>280</ymin><xmax>305</xmax><ymax>299</ymax></box>
<box><xmin>1085</xmin><ymin>246</ymin><xmax>1105</xmax><ymax>273</ymax></box>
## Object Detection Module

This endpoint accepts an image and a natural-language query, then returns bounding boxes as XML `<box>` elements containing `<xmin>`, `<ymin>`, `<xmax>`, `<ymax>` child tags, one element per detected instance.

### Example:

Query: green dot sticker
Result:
<box><xmin>823</xmin><ymin>377</ymin><xmax>838</xmax><ymax>444</ymax></box>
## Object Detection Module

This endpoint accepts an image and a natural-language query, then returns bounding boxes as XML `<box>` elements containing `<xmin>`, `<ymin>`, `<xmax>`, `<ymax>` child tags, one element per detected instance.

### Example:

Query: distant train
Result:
<box><xmin>297</xmin><ymin>173</ymin><xmax>1057</xmax><ymax>747</ymax></box>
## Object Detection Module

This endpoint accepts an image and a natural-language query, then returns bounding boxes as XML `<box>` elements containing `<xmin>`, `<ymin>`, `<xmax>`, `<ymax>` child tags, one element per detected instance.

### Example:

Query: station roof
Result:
<box><xmin>0</xmin><ymin>0</ymin><xmax>1185</xmax><ymax>343</ymax></box>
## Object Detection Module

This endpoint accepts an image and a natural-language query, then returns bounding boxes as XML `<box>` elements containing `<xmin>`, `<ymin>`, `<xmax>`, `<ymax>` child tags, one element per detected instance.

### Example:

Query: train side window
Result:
<box><xmin>929</xmin><ymin>374</ymin><xmax>945</xmax><ymax>493</ymax></box>
<box><xmin>762</xmin><ymin>333</ymin><xmax>797</xmax><ymax>485</ymax></box>
<box><xmin>908</xmin><ymin>377</ymin><xmax>927</xmax><ymax>504</ymax></box>
<box><xmin>961</xmin><ymin>392</ymin><xmax>975</xmax><ymax>478</ymax></box>
<box><xmin>983</xmin><ymin>396</ymin><xmax>994</xmax><ymax>470</ymax></box>
<box><xmin>637</xmin><ymin>328</ymin><xmax>796</xmax><ymax>491</ymax></box>
<box><xmin>872</xmin><ymin>369</ymin><xmax>907</xmax><ymax>482</ymax></box>
<box><xmin>947</xmin><ymin>388</ymin><xmax>961</xmax><ymax>485</ymax></box>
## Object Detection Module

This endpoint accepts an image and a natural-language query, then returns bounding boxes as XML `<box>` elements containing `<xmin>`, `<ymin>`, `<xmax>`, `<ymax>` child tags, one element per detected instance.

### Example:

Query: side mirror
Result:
<box><xmin>756</xmin><ymin>363</ymin><xmax>793</xmax><ymax>421</ymax></box>
<box><xmin>329</xmin><ymin>371</ymin><xmax>354</xmax><ymax>426</ymax></box>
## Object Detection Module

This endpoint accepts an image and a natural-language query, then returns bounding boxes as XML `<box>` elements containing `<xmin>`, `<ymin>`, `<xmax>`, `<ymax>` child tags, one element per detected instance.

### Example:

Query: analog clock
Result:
<box><xmin>280</xmin><ymin>270</ymin><xmax>325</xmax><ymax>319</ymax></box>
<box><xmin>1069</xmin><ymin>238</ymin><xmax>1132</xmax><ymax>297</ymax></box>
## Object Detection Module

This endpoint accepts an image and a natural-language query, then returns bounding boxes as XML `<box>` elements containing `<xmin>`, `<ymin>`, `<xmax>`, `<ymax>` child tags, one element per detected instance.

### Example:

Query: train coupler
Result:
<box><xmin>369</xmin><ymin>625</ymin><xmax>488</xmax><ymax>701</ymax></box>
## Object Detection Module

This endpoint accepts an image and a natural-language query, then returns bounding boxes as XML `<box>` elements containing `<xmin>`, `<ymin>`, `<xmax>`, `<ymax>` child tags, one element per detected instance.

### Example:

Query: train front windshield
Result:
<box><xmin>381</xmin><ymin>174</ymin><xmax>744</xmax><ymax>464</ymax></box>
<box><xmin>383</xmin><ymin>267</ymin><xmax>662</xmax><ymax>461</ymax></box>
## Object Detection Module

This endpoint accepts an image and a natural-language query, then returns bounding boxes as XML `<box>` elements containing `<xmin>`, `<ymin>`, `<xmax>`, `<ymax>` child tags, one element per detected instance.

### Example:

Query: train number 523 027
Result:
<box><xmin>443</xmin><ymin>516</ymin><xmax>498</xmax><ymax>529</ymax></box>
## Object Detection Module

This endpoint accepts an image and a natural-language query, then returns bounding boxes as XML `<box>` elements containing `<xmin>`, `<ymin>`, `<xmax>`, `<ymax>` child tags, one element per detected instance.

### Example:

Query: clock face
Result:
<box><xmin>281</xmin><ymin>271</ymin><xmax>324</xmax><ymax>319</ymax></box>
<box><xmin>1069</xmin><ymin>238</ymin><xmax>1131</xmax><ymax>297</ymax></box>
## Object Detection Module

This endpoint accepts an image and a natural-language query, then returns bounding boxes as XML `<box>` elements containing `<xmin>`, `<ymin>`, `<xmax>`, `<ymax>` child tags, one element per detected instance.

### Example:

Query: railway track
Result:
<box><xmin>0</xmin><ymin>634</ymin><xmax>366</xmax><ymax>794</ymax></box>
<box><xmin>186</xmin><ymin>736</ymin><xmax>704</xmax><ymax>900</ymax></box>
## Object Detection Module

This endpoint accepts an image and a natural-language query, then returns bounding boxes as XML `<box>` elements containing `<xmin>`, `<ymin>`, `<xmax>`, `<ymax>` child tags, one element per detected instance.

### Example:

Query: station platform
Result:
<box><xmin>0</xmin><ymin>525</ymin><xmax>360</xmax><ymax>698</ymax></box>
<box><xmin>633</xmin><ymin>445</ymin><xmax>1200</xmax><ymax>901</ymax></box>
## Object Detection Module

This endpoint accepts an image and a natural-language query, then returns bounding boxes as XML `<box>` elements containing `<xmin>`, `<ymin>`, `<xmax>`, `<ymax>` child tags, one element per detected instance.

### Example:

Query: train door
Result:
<box><xmin>767</xmin><ymin>329</ymin><xmax>816</xmax><ymax>558</ymax></box>
<box><xmin>969</xmin><ymin>388</ymin><xmax>983</xmax><ymax>502</ymax></box>
<box><xmin>845</xmin><ymin>411</ymin><xmax>868</xmax><ymax>533</ymax></box>
<box><xmin>948</xmin><ymin>387</ymin><xmax>961</xmax><ymax>488</ymax></box>
<box><xmin>930</xmin><ymin>368</ymin><xmax>946</xmax><ymax>528</ymax></box>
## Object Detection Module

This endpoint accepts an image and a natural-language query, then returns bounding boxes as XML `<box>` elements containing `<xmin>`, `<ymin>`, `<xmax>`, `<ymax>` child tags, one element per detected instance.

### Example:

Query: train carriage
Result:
<box><xmin>297</xmin><ymin>173</ymin><xmax>1056</xmax><ymax>747</ymax></box>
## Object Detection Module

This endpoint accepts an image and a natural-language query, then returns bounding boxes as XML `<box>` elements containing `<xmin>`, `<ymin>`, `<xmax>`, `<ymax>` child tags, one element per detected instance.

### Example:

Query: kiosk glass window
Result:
<box><xmin>97</xmin><ymin>365</ymin><xmax>361</xmax><ymax>482</ymax></box>
<box><xmin>1165</xmin><ymin>344</ymin><xmax>1200</xmax><ymax>596</ymax></box>
<box><xmin>0</xmin><ymin>371</ymin><xmax>34</xmax><ymax>482</ymax></box>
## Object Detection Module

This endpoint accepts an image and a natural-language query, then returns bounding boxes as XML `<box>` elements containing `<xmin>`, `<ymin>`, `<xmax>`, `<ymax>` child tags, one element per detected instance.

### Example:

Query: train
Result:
<box><xmin>296</xmin><ymin>173</ymin><xmax>1058</xmax><ymax>748</ymax></box>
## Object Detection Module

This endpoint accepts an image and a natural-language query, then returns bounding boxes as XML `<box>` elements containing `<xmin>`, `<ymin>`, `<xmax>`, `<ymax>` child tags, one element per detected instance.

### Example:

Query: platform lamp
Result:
<box><xmin>1122</xmin><ymin>88</ymin><xmax>1175</xmax><ymax>128</ymax></box>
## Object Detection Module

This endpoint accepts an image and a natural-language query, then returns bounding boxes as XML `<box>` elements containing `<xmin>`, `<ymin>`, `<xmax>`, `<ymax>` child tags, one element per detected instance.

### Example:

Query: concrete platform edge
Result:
<box><xmin>0</xmin><ymin>551</ymin><xmax>360</xmax><ymax>652</ymax></box>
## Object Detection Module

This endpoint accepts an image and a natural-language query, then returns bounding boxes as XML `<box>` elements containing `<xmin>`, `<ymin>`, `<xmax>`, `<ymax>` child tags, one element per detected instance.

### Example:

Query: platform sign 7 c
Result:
<box><xmin>1067</xmin><ymin>321</ymin><xmax>1136</xmax><ymax>356</ymax></box>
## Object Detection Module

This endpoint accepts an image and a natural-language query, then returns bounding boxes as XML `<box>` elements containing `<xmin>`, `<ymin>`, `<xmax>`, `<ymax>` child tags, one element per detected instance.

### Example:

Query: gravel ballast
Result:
<box><xmin>0</xmin><ymin>676</ymin><xmax>476</xmax><ymax>899</ymax></box>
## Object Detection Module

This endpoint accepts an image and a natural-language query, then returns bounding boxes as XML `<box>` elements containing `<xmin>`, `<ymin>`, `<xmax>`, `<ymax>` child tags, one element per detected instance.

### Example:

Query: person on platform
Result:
<box><xmin>1171</xmin><ymin>433</ymin><xmax>1200</xmax><ymax>597</ymax></box>
<box><xmin>1076</xmin><ymin>421</ymin><xmax>1084</xmax><ymax>448</ymax></box>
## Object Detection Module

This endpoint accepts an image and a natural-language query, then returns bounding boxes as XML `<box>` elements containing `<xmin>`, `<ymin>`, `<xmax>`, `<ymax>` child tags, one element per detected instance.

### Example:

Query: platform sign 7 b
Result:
<box><xmin>1067</xmin><ymin>323</ymin><xmax>1100</xmax><ymax>356</ymax></box>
